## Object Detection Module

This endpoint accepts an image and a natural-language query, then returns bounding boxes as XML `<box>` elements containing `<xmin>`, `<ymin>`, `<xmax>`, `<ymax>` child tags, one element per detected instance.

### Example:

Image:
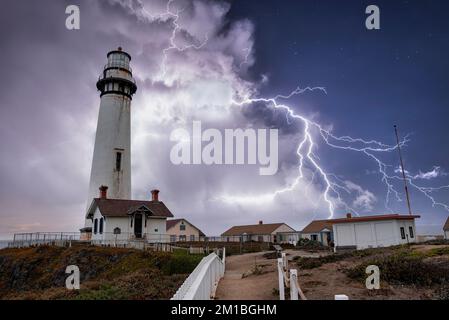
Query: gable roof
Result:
<box><xmin>302</xmin><ymin>214</ymin><xmax>420</xmax><ymax>233</ymax></box>
<box><xmin>444</xmin><ymin>216</ymin><xmax>449</xmax><ymax>231</ymax></box>
<box><xmin>166</xmin><ymin>218</ymin><xmax>206</xmax><ymax>236</ymax></box>
<box><xmin>301</xmin><ymin>220</ymin><xmax>334</xmax><ymax>233</ymax></box>
<box><xmin>87</xmin><ymin>198</ymin><xmax>174</xmax><ymax>218</ymax></box>
<box><xmin>222</xmin><ymin>223</ymin><xmax>292</xmax><ymax>236</ymax></box>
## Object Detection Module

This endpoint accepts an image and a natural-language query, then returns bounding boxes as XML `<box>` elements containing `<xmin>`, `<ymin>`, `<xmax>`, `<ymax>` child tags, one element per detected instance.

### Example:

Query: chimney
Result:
<box><xmin>151</xmin><ymin>189</ymin><xmax>160</xmax><ymax>202</ymax></box>
<box><xmin>346</xmin><ymin>213</ymin><xmax>352</xmax><ymax>219</ymax></box>
<box><xmin>99</xmin><ymin>185</ymin><xmax>108</xmax><ymax>199</ymax></box>
<box><xmin>259</xmin><ymin>220</ymin><xmax>263</xmax><ymax>225</ymax></box>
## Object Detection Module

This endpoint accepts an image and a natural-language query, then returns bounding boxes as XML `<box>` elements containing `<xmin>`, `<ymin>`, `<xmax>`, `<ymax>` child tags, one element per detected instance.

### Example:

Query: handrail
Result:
<box><xmin>172</xmin><ymin>247</ymin><xmax>226</xmax><ymax>300</ymax></box>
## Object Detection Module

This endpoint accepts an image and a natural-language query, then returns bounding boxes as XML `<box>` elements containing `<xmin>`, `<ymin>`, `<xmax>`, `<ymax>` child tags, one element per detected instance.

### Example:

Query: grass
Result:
<box><xmin>0</xmin><ymin>245</ymin><xmax>204</xmax><ymax>300</ymax></box>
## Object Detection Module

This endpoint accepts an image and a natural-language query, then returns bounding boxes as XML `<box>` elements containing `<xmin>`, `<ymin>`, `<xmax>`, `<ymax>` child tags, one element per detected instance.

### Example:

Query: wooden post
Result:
<box><xmin>290</xmin><ymin>269</ymin><xmax>299</xmax><ymax>300</ymax></box>
<box><xmin>282</xmin><ymin>252</ymin><xmax>288</xmax><ymax>271</ymax></box>
<box><xmin>277</xmin><ymin>258</ymin><xmax>285</xmax><ymax>300</ymax></box>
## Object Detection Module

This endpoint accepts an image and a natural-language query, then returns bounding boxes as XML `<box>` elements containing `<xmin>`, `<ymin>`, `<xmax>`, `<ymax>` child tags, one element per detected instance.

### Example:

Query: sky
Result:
<box><xmin>0</xmin><ymin>0</ymin><xmax>448</xmax><ymax>239</ymax></box>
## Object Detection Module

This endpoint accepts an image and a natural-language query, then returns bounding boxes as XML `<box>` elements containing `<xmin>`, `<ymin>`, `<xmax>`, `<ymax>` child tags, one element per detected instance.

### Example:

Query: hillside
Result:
<box><xmin>0</xmin><ymin>245</ymin><xmax>203</xmax><ymax>300</ymax></box>
<box><xmin>293</xmin><ymin>243</ymin><xmax>449</xmax><ymax>299</ymax></box>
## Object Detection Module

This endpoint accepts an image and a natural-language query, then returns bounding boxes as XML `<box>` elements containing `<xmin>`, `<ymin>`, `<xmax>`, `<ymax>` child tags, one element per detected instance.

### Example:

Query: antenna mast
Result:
<box><xmin>394</xmin><ymin>125</ymin><xmax>412</xmax><ymax>215</ymax></box>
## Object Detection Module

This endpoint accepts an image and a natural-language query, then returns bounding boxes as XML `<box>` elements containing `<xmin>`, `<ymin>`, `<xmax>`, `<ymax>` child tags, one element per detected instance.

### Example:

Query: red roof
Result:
<box><xmin>222</xmin><ymin>223</ymin><xmax>291</xmax><ymax>236</ymax></box>
<box><xmin>86</xmin><ymin>198</ymin><xmax>174</xmax><ymax>218</ymax></box>
<box><xmin>330</xmin><ymin>214</ymin><xmax>420</xmax><ymax>224</ymax></box>
<box><xmin>302</xmin><ymin>214</ymin><xmax>420</xmax><ymax>232</ymax></box>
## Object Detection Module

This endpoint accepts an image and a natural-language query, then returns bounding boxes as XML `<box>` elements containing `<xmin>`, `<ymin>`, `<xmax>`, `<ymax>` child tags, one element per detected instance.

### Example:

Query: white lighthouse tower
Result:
<box><xmin>84</xmin><ymin>47</ymin><xmax>137</xmax><ymax>227</ymax></box>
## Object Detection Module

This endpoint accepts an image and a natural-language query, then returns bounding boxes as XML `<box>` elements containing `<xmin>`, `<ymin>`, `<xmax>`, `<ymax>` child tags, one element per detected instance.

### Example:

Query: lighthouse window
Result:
<box><xmin>116</xmin><ymin>152</ymin><xmax>122</xmax><ymax>171</ymax></box>
<box><xmin>94</xmin><ymin>219</ymin><xmax>98</xmax><ymax>234</ymax></box>
<box><xmin>99</xmin><ymin>218</ymin><xmax>104</xmax><ymax>234</ymax></box>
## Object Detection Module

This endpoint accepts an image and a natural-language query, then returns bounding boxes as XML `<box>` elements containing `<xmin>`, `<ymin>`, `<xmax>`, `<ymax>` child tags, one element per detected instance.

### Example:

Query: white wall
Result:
<box><xmin>86</xmin><ymin>94</ymin><xmax>132</xmax><ymax>215</ymax></box>
<box><xmin>333</xmin><ymin>219</ymin><xmax>418</xmax><ymax>250</ymax></box>
<box><xmin>445</xmin><ymin>231</ymin><xmax>449</xmax><ymax>240</ymax></box>
<box><xmin>166</xmin><ymin>220</ymin><xmax>203</xmax><ymax>241</ymax></box>
<box><xmin>90</xmin><ymin>207</ymin><xmax>168</xmax><ymax>242</ymax></box>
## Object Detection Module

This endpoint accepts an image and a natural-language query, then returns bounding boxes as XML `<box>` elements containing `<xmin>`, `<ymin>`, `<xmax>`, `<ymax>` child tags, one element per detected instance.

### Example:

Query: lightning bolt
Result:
<box><xmin>144</xmin><ymin>0</ymin><xmax>449</xmax><ymax>219</ymax></box>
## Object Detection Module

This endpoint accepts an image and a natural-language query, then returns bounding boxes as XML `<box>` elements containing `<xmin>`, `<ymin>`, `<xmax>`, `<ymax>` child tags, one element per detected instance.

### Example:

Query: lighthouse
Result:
<box><xmin>84</xmin><ymin>47</ymin><xmax>137</xmax><ymax>227</ymax></box>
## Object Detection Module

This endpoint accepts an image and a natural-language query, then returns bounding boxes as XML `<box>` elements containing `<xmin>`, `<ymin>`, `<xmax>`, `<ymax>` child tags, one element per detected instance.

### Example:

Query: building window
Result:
<box><xmin>154</xmin><ymin>229</ymin><xmax>158</xmax><ymax>233</ymax></box>
<box><xmin>170</xmin><ymin>235</ymin><xmax>176</xmax><ymax>243</ymax></box>
<box><xmin>190</xmin><ymin>235</ymin><xmax>195</xmax><ymax>242</ymax></box>
<box><xmin>99</xmin><ymin>218</ymin><xmax>104</xmax><ymax>234</ymax></box>
<box><xmin>179</xmin><ymin>235</ymin><xmax>186</xmax><ymax>242</ymax></box>
<box><xmin>409</xmin><ymin>226</ymin><xmax>414</xmax><ymax>238</ymax></box>
<box><xmin>94</xmin><ymin>219</ymin><xmax>98</xmax><ymax>234</ymax></box>
<box><xmin>311</xmin><ymin>234</ymin><xmax>318</xmax><ymax>241</ymax></box>
<box><xmin>180</xmin><ymin>224</ymin><xmax>186</xmax><ymax>231</ymax></box>
<box><xmin>400</xmin><ymin>227</ymin><xmax>406</xmax><ymax>240</ymax></box>
<box><xmin>115</xmin><ymin>152</ymin><xmax>122</xmax><ymax>171</ymax></box>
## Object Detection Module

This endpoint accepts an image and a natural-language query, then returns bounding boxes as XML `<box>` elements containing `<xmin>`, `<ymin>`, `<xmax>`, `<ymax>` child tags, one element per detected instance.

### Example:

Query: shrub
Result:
<box><xmin>295</xmin><ymin>252</ymin><xmax>353</xmax><ymax>269</ymax></box>
<box><xmin>161</xmin><ymin>250</ymin><xmax>204</xmax><ymax>275</ymax></box>
<box><xmin>296</xmin><ymin>238</ymin><xmax>327</xmax><ymax>251</ymax></box>
<box><xmin>345</xmin><ymin>253</ymin><xmax>449</xmax><ymax>286</ymax></box>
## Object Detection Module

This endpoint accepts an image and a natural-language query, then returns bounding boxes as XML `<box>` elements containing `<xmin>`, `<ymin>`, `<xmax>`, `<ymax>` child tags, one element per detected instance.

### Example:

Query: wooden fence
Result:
<box><xmin>277</xmin><ymin>252</ymin><xmax>348</xmax><ymax>300</ymax></box>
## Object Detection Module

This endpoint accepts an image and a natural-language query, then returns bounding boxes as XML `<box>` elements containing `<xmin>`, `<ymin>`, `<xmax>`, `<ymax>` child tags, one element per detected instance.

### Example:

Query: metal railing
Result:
<box><xmin>172</xmin><ymin>247</ymin><xmax>226</xmax><ymax>300</ymax></box>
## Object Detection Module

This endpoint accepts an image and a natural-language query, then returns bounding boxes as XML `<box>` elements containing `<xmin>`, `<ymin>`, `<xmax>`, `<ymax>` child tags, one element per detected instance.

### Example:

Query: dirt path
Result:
<box><xmin>215</xmin><ymin>250</ymin><xmax>321</xmax><ymax>300</ymax></box>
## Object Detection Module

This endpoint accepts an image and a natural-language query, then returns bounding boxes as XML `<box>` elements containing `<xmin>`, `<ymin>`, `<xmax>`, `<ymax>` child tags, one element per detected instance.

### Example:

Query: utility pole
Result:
<box><xmin>394</xmin><ymin>125</ymin><xmax>412</xmax><ymax>215</ymax></box>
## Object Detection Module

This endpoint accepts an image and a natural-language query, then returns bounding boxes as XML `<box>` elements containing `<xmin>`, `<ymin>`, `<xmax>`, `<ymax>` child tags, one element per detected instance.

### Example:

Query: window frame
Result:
<box><xmin>115</xmin><ymin>152</ymin><xmax>122</xmax><ymax>172</ymax></box>
<box><xmin>400</xmin><ymin>227</ymin><xmax>406</xmax><ymax>240</ymax></box>
<box><xmin>409</xmin><ymin>226</ymin><xmax>414</xmax><ymax>238</ymax></box>
<box><xmin>94</xmin><ymin>219</ymin><xmax>98</xmax><ymax>234</ymax></box>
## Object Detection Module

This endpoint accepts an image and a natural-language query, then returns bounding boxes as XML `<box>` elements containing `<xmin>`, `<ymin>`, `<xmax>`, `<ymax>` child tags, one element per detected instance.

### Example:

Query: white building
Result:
<box><xmin>166</xmin><ymin>219</ymin><xmax>206</xmax><ymax>242</ymax></box>
<box><xmin>85</xmin><ymin>188</ymin><xmax>173</xmax><ymax>243</ymax></box>
<box><xmin>332</xmin><ymin>213</ymin><xmax>420</xmax><ymax>251</ymax></box>
<box><xmin>84</xmin><ymin>47</ymin><xmax>137</xmax><ymax>230</ymax></box>
<box><xmin>221</xmin><ymin>221</ymin><xmax>297</xmax><ymax>243</ymax></box>
<box><xmin>444</xmin><ymin>216</ymin><xmax>449</xmax><ymax>240</ymax></box>
<box><xmin>300</xmin><ymin>220</ymin><xmax>334</xmax><ymax>246</ymax></box>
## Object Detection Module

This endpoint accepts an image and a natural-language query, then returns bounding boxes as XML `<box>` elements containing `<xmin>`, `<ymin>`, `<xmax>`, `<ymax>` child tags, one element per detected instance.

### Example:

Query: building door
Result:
<box><xmin>134</xmin><ymin>214</ymin><xmax>143</xmax><ymax>239</ymax></box>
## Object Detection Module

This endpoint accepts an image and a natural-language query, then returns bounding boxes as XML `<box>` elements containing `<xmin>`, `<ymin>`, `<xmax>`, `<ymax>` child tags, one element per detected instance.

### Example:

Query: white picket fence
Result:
<box><xmin>277</xmin><ymin>252</ymin><xmax>348</xmax><ymax>300</ymax></box>
<box><xmin>172</xmin><ymin>248</ymin><xmax>226</xmax><ymax>300</ymax></box>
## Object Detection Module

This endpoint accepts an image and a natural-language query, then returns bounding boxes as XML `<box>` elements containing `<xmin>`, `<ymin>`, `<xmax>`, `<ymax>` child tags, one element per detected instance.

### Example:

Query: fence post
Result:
<box><xmin>277</xmin><ymin>258</ymin><xmax>285</xmax><ymax>300</ymax></box>
<box><xmin>290</xmin><ymin>269</ymin><xmax>299</xmax><ymax>300</ymax></box>
<box><xmin>282</xmin><ymin>252</ymin><xmax>288</xmax><ymax>270</ymax></box>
